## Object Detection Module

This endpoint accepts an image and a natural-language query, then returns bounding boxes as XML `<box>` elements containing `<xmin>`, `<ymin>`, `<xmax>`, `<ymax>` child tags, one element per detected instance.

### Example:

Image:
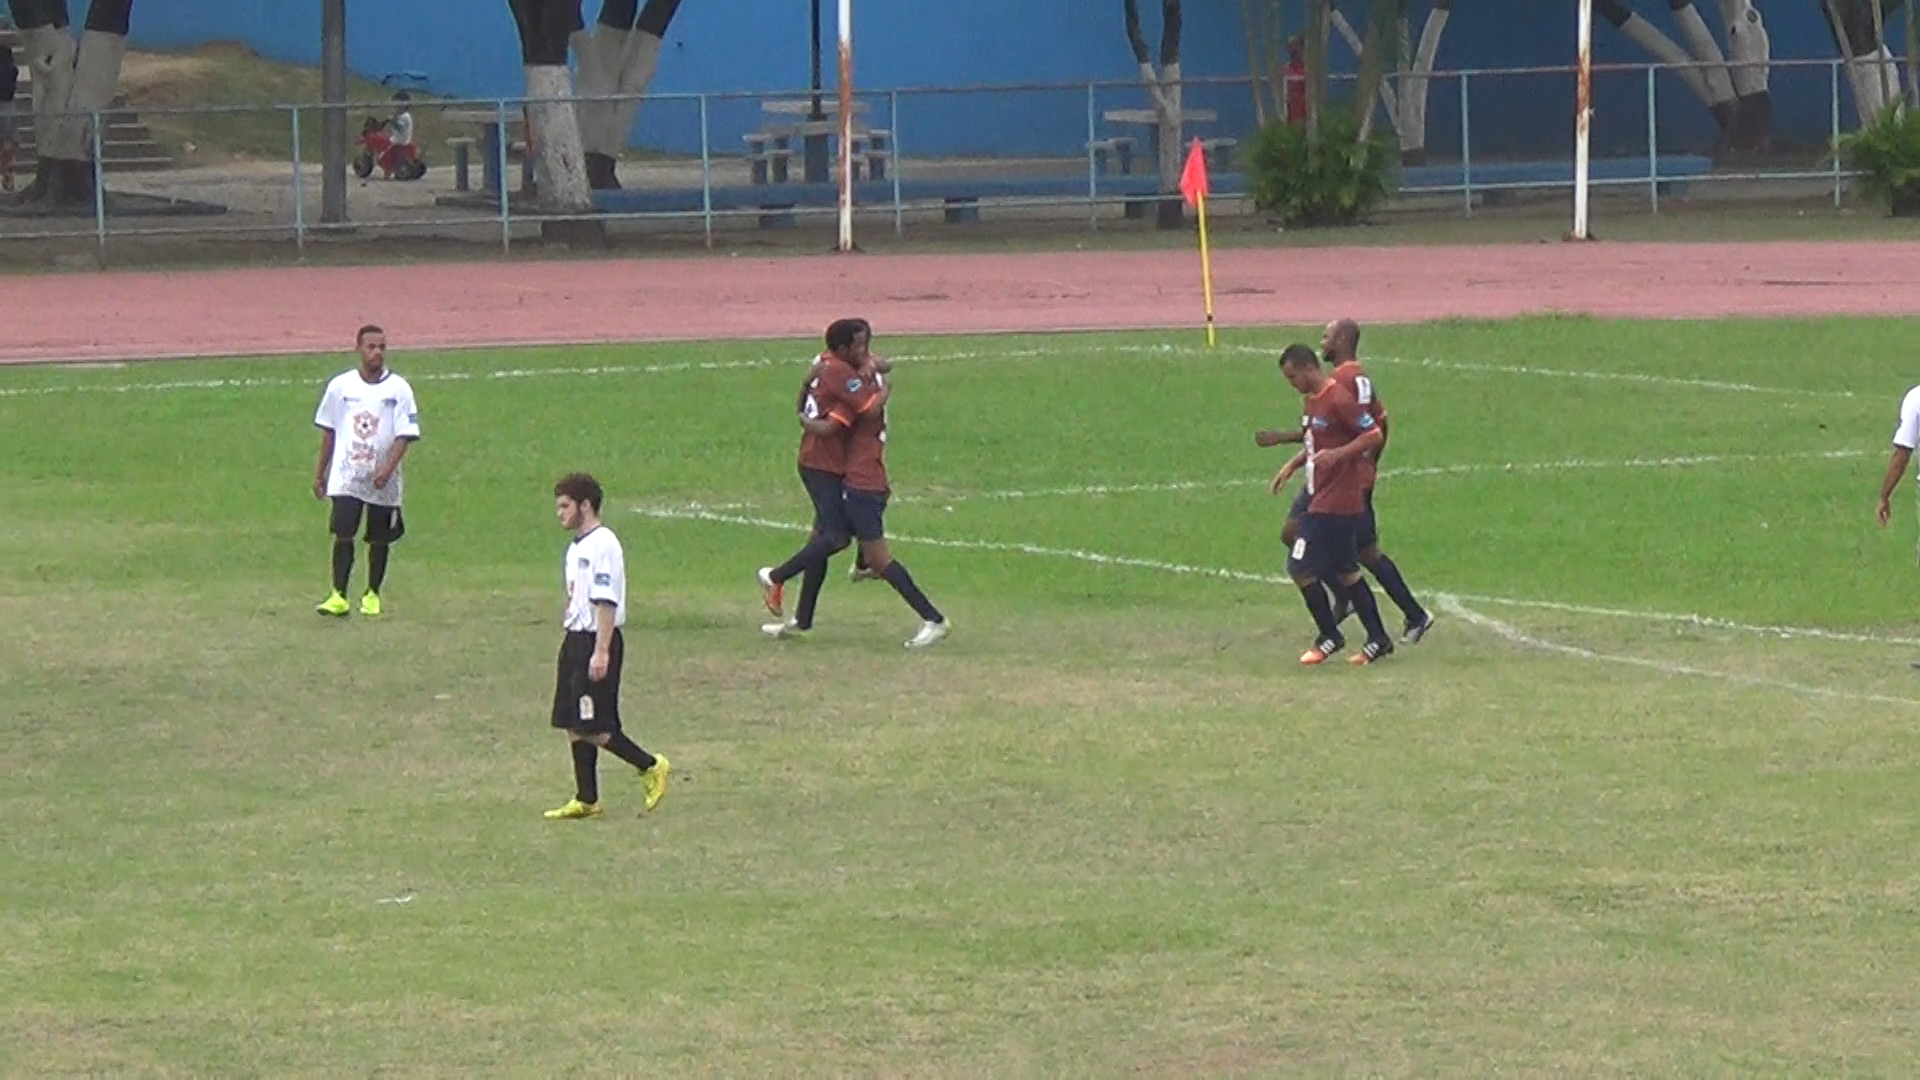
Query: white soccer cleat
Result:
<box><xmin>905</xmin><ymin>618</ymin><xmax>950</xmax><ymax>650</ymax></box>
<box><xmin>761</xmin><ymin>619</ymin><xmax>806</xmax><ymax>639</ymax></box>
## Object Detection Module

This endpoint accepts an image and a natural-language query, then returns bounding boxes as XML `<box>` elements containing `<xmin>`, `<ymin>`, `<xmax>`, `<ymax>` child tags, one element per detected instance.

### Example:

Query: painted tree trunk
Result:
<box><xmin>1398</xmin><ymin>1</ymin><xmax>1449</xmax><ymax>166</ymax></box>
<box><xmin>508</xmin><ymin>0</ymin><xmax>604</xmax><ymax>244</ymax></box>
<box><xmin>1123</xmin><ymin>0</ymin><xmax>1187</xmax><ymax>229</ymax></box>
<box><xmin>13</xmin><ymin>0</ymin><xmax>134</xmax><ymax>206</ymax></box>
<box><xmin>574</xmin><ymin>0</ymin><xmax>678</xmax><ymax>190</ymax></box>
<box><xmin>1669</xmin><ymin>0</ymin><xmax>1739</xmax><ymax>124</ymax></box>
<box><xmin>1598</xmin><ymin>0</ymin><xmax>1720</xmax><ymax>117</ymax></box>
<box><xmin>1716</xmin><ymin>0</ymin><xmax>1771</xmax><ymax>152</ymax></box>
<box><xmin>524</xmin><ymin>65</ymin><xmax>593</xmax><ymax>215</ymax></box>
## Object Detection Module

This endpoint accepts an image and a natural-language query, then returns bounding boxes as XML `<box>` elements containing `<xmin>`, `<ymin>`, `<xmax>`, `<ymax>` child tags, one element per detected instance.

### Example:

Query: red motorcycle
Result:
<box><xmin>353</xmin><ymin>116</ymin><xmax>427</xmax><ymax>181</ymax></box>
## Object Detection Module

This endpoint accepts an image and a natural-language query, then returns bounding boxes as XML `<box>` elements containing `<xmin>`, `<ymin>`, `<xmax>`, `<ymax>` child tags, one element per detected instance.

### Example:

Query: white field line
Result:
<box><xmin>632</xmin><ymin>504</ymin><xmax>1920</xmax><ymax>653</ymax></box>
<box><xmin>1438</xmin><ymin>596</ymin><xmax>1920</xmax><ymax>707</ymax></box>
<box><xmin>0</xmin><ymin>347</ymin><xmax>1055</xmax><ymax>400</ymax></box>
<box><xmin>895</xmin><ymin>450</ymin><xmax>1873</xmax><ymax>506</ymax></box>
<box><xmin>0</xmin><ymin>340</ymin><xmax>1847</xmax><ymax>400</ymax></box>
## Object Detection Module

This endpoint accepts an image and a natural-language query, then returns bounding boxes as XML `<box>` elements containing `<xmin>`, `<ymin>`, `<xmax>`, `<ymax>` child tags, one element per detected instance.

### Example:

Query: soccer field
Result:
<box><xmin>6</xmin><ymin>315</ymin><xmax>1920</xmax><ymax>1074</ymax></box>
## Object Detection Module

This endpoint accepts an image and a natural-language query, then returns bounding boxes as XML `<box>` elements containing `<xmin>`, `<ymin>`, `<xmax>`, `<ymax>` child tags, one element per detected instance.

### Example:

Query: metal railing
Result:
<box><xmin>0</xmin><ymin>55</ymin><xmax>1893</xmax><ymax>255</ymax></box>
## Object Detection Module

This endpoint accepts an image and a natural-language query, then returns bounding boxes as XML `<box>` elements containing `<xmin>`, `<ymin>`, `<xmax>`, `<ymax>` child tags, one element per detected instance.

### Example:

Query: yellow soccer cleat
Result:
<box><xmin>543</xmin><ymin>798</ymin><xmax>603</xmax><ymax>820</ymax></box>
<box><xmin>316</xmin><ymin>590</ymin><xmax>351</xmax><ymax>617</ymax></box>
<box><xmin>359</xmin><ymin>591</ymin><xmax>382</xmax><ymax>618</ymax></box>
<box><xmin>641</xmin><ymin>755</ymin><xmax>670</xmax><ymax>812</ymax></box>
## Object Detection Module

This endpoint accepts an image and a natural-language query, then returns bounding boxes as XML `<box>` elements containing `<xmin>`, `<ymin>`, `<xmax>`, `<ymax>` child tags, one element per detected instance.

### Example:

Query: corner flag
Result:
<box><xmin>1179</xmin><ymin>138</ymin><xmax>1217</xmax><ymax>347</ymax></box>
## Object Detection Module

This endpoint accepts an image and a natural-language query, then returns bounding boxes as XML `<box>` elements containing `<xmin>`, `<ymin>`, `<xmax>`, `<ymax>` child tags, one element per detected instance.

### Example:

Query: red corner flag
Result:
<box><xmin>1178</xmin><ymin>137</ymin><xmax>1210</xmax><ymax>206</ymax></box>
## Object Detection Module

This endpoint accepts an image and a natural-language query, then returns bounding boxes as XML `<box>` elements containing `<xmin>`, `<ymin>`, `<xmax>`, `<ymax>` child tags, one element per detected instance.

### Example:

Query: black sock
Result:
<box><xmin>367</xmin><ymin>543</ymin><xmax>390</xmax><ymax>593</ymax></box>
<box><xmin>1343</xmin><ymin>577</ymin><xmax>1392</xmax><ymax>644</ymax></box>
<box><xmin>1298</xmin><ymin>580</ymin><xmax>1340</xmax><ymax>641</ymax></box>
<box><xmin>331</xmin><ymin>538</ymin><xmax>353</xmax><ymax>594</ymax></box>
<box><xmin>1365</xmin><ymin>554</ymin><xmax>1427</xmax><ymax>624</ymax></box>
<box><xmin>571</xmin><ymin>740</ymin><xmax>600</xmax><ymax>804</ymax></box>
<box><xmin>603</xmin><ymin>731</ymin><xmax>658</xmax><ymax>772</ymax></box>
<box><xmin>772</xmin><ymin>535</ymin><xmax>842</xmax><ymax>584</ymax></box>
<box><xmin>881</xmin><ymin>561</ymin><xmax>942</xmax><ymax>622</ymax></box>
<box><xmin>794</xmin><ymin>555</ymin><xmax>829</xmax><ymax>629</ymax></box>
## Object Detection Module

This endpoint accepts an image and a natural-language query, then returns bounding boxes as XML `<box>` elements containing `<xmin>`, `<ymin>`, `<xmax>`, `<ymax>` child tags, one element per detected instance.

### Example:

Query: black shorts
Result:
<box><xmin>844</xmin><ymin>487</ymin><xmax>890</xmax><ymax>542</ymax></box>
<box><xmin>330</xmin><ymin>495</ymin><xmax>406</xmax><ymax>544</ymax></box>
<box><xmin>800</xmin><ymin>466</ymin><xmax>852</xmax><ymax>545</ymax></box>
<box><xmin>1287</xmin><ymin>512</ymin><xmax>1364</xmax><ymax>581</ymax></box>
<box><xmin>550</xmin><ymin>627</ymin><xmax>625</xmax><ymax>735</ymax></box>
<box><xmin>1288</xmin><ymin>487</ymin><xmax>1312</xmax><ymax>521</ymax></box>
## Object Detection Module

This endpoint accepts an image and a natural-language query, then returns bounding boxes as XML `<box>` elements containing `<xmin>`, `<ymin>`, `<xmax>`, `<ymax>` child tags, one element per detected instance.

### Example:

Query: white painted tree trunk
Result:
<box><xmin>71</xmin><ymin>29</ymin><xmax>129</xmax><ymax>160</ymax></box>
<box><xmin>605</xmin><ymin>32</ymin><xmax>662</xmax><ymax>154</ymax></box>
<box><xmin>573</xmin><ymin>25</ymin><xmax>623</xmax><ymax>156</ymax></box>
<box><xmin>1718</xmin><ymin>0</ymin><xmax>1770</xmax><ymax>100</ymax></box>
<box><xmin>1400</xmin><ymin>6</ymin><xmax>1449</xmax><ymax>161</ymax></box>
<box><xmin>1671</xmin><ymin>3</ymin><xmax>1739</xmax><ymax>108</ymax></box>
<box><xmin>1139</xmin><ymin>59</ymin><xmax>1183</xmax><ymax>195</ymax></box>
<box><xmin>523</xmin><ymin>64</ymin><xmax>593</xmax><ymax>213</ymax></box>
<box><xmin>21</xmin><ymin>25</ymin><xmax>81</xmax><ymax>162</ymax></box>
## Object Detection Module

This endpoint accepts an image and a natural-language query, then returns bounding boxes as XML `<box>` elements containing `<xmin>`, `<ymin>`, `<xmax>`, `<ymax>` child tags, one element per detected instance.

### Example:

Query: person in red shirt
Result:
<box><xmin>757</xmin><ymin>319</ymin><xmax>877</xmax><ymax>635</ymax></box>
<box><xmin>1267</xmin><ymin>343</ymin><xmax>1396</xmax><ymax>665</ymax></box>
<box><xmin>1283</xmin><ymin>36</ymin><xmax>1308</xmax><ymax>127</ymax></box>
<box><xmin>1259</xmin><ymin>318</ymin><xmax>1437</xmax><ymax>645</ymax></box>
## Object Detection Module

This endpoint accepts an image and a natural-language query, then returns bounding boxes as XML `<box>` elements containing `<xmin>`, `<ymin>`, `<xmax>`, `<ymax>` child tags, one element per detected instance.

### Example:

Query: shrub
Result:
<box><xmin>1245</xmin><ymin>106</ymin><xmax>1397</xmax><ymax>227</ymax></box>
<box><xmin>1836</xmin><ymin>104</ymin><xmax>1920</xmax><ymax>217</ymax></box>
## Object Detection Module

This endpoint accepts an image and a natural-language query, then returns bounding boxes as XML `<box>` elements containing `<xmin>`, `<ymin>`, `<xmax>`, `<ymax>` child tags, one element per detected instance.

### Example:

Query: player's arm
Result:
<box><xmin>867</xmin><ymin>355</ymin><xmax>894</xmax><ymax>375</ymax></box>
<box><xmin>587</xmin><ymin>555</ymin><xmax>619</xmax><ymax>680</ymax></box>
<box><xmin>312</xmin><ymin>385</ymin><xmax>340</xmax><ymax>499</ymax></box>
<box><xmin>1878</xmin><ymin>444</ymin><xmax>1914</xmax><ymax>527</ymax></box>
<box><xmin>1880</xmin><ymin>398</ymin><xmax>1920</xmax><ymax>527</ymax></box>
<box><xmin>374</xmin><ymin>436</ymin><xmax>415</xmax><ymax>489</ymax></box>
<box><xmin>1270</xmin><ymin>448</ymin><xmax>1308</xmax><ymax>494</ymax></box>
<box><xmin>312</xmin><ymin>427</ymin><xmax>336</xmax><ymax>499</ymax></box>
<box><xmin>1255</xmin><ymin>425</ymin><xmax>1305</xmax><ymax>448</ymax></box>
<box><xmin>1310</xmin><ymin>413</ymin><xmax>1383</xmax><ymax>470</ymax></box>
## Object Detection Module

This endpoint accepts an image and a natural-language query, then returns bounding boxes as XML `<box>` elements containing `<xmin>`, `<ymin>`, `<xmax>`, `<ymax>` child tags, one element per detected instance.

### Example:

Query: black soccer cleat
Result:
<box><xmin>1348</xmin><ymin>638</ymin><xmax>1395</xmax><ymax>666</ymax></box>
<box><xmin>1403</xmin><ymin>612</ymin><xmax>1438</xmax><ymax>644</ymax></box>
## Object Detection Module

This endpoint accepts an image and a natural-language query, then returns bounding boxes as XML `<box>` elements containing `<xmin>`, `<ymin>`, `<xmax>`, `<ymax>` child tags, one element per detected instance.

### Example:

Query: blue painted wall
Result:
<box><xmin>124</xmin><ymin>1</ymin><xmax>1902</xmax><ymax>162</ymax></box>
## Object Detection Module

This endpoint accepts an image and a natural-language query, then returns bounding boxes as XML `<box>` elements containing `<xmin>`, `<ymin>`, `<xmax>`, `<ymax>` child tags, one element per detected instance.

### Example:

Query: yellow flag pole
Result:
<box><xmin>1195</xmin><ymin>190</ymin><xmax>1217</xmax><ymax>347</ymax></box>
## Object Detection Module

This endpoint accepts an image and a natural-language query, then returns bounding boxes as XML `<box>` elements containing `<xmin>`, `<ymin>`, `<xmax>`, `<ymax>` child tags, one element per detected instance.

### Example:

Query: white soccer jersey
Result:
<box><xmin>314</xmin><ymin>369</ymin><xmax>421</xmax><ymax>507</ymax></box>
<box><xmin>563</xmin><ymin>525</ymin><xmax>627</xmax><ymax>631</ymax></box>
<box><xmin>1893</xmin><ymin>385</ymin><xmax>1920</xmax><ymax>455</ymax></box>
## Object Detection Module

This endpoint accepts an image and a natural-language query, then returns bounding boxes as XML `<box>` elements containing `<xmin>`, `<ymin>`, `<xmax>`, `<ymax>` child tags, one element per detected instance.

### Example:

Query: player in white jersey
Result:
<box><xmin>545</xmin><ymin>472</ymin><xmax>670</xmax><ymax>820</ymax></box>
<box><xmin>1877</xmin><ymin>384</ymin><xmax>1920</xmax><ymax>529</ymax></box>
<box><xmin>312</xmin><ymin>325</ymin><xmax>421</xmax><ymax>618</ymax></box>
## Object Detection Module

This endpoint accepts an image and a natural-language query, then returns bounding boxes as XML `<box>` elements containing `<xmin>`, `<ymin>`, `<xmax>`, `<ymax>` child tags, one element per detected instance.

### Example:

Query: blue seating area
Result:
<box><xmin>585</xmin><ymin>155</ymin><xmax>1715</xmax><ymax>224</ymax></box>
<box><xmin>590</xmin><ymin>171</ymin><xmax>1250</xmax><ymax>219</ymax></box>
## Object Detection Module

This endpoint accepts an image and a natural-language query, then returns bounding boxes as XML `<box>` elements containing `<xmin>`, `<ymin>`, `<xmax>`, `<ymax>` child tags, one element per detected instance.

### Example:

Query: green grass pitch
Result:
<box><xmin>6</xmin><ymin>314</ymin><xmax>1920</xmax><ymax>1075</ymax></box>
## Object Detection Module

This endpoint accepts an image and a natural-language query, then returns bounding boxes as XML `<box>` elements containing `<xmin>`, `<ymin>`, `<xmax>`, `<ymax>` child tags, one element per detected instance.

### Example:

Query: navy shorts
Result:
<box><xmin>1287</xmin><ymin>512</ymin><xmax>1364</xmax><ymax>581</ymax></box>
<box><xmin>1294</xmin><ymin>488</ymin><xmax>1379</xmax><ymax>550</ymax></box>
<box><xmin>844</xmin><ymin>487</ymin><xmax>889</xmax><ymax>542</ymax></box>
<box><xmin>330</xmin><ymin>495</ymin><xmax>405</xmax><ymax>544</ymax></box>
<box><xmin>800</xmin><ymin>466</ymin><xmax>851</xmax><ymax>545</ymax></box>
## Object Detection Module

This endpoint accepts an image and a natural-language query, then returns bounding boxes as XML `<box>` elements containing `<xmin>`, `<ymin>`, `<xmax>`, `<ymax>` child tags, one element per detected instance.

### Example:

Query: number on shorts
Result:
<box><xmin>1291</xmin><ymin>537</ymin><xmax>1308</xmax><ymax>561</ymax></box>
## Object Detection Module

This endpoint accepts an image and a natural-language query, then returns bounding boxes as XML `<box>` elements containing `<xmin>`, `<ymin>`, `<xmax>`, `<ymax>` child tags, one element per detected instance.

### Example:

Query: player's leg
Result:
<box><xmin>579</xmin><ymin>629</ymin><xmax>670</xmax><ymax>811</ymax></box>
<box><xmin>848</xmin><ymin>489</ymin><xmax>949</xmax><ymax>648</ymax></box>
<box><xmin>360</xmin><ymin>504</ymin><xmax>405</xmax><ymax>617</ymax></box>
<box><xmin>761</xmin><ymin>468</ymin><xmax>850</xmax><ymax>618</ymax></box>
<box><xmin>1355</xmin><ymin>490</ymin><xmax>1436</xmax><ymax>642</ymax></box>
<box><xmin>318</xmin><ymin>497</ymin><xmax>364</xmax><ymax>615</ymax></box>
<box><xmin>849</xmin><ymin>547</ymin><xmax>878</xmax><ymax>582</ymax></box>
<box><xmin>1328</xmin><ymin>515</ymin><xmax>1394</xmax><ymax>664</ymax></box>
<box><xmin>1288</xmin><ymin>515</ymin><xmax>1346</xmax><ymax>663</ymax></box>
<box><xmin>546</xmin><ymin>633</ymin><xmax>604</xmax><ymax>819</ymax></box>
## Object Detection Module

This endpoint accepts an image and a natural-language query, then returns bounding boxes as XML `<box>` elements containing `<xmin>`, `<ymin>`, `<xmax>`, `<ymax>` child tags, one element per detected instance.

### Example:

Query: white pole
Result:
<box><xmin>1572</xmin><ymin>0</ymin><xmax>1593</xmax><ymax>240</ymax></box>
<box><xmin>836</xmin><ymin>0</ymin><xmax>855</xmax><ymax>252</ymax></box>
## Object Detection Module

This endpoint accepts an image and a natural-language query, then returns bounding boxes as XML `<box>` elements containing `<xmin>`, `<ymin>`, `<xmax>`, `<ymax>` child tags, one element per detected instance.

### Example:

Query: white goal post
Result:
<box><xmin>837</xmin><ymin>0</ymin><xmax>856</xmax><ymax>252</ymax></box>
<box><xmin>1573</xmin><ymin>0</ymin><xmax>1595</xmax><ymax>240</ymax></box>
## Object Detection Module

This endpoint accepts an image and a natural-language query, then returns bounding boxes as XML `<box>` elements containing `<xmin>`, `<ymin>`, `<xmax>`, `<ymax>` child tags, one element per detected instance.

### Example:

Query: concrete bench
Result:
<box><xmin>1087</xmin><ymin>136</ymin><xmax>1138</xmax><ymax>175</ymax></box>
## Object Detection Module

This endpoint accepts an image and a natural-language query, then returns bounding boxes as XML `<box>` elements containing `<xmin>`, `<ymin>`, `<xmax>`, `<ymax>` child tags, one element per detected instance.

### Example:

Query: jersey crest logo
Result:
<box><xmin>846</xmin><ymin>378</ymin><xmax>863</xmax><ymax>393</ymax></box>
<box><xmin>352</xmin><ymin>410</ymin><xmax>379</xmax><ymax>439</ymax></box>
